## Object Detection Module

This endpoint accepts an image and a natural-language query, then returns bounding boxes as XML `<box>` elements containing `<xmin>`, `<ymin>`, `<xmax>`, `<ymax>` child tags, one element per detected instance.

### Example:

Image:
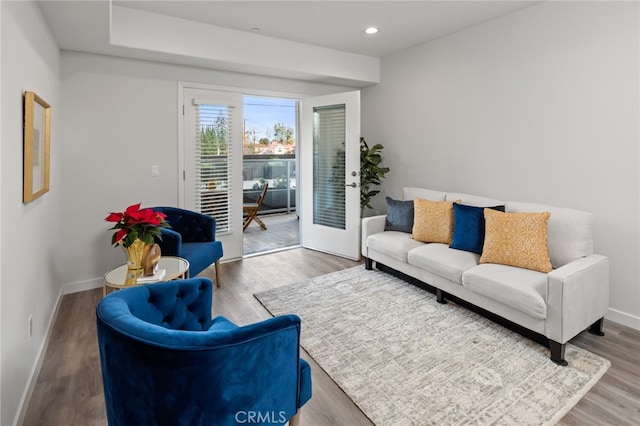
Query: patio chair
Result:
<box><xmin>243</xmin><ymin>182</ymin><xmax>269</xmax><ymax>231</ymax></box>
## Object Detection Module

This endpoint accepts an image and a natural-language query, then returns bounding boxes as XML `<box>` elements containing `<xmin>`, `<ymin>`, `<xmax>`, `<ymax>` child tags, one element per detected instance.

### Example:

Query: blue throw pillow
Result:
<box><xmin>384</xmin><ymin>197</ymin><xmax>414</xmax><ymax>233</ymax></box>
<box><xmin>450</xmin><ymin>203</ymin><xmax>505</xmax><ymax>254</ymax></box>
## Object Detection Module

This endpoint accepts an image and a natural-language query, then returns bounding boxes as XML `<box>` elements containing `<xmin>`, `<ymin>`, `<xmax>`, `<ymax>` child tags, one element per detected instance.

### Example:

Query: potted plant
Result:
<box><xmin>360</xmin><ymin>137</ymin><xmax>390</xmax><ymax>214</ymax></box>
<box><xmin>105</xmin><ymin>203</ymin><xmax>169</xmax><ymax>247</ymax></box>
<box><xmin>105</xmin><ymin>203</ymin><xmax>170</xmax><ymax>283</ymax></box>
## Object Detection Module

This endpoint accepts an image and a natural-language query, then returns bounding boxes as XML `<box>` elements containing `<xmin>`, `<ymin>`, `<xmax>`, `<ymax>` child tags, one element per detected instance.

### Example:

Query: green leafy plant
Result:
<box><xmin>274</xmin><ymin>174</ymin><xmax>289</xmax><ymax>189</ymax></box>
<box><xmin>252</xmin><ymin>178</ymin><xmax>267</xmax><ymax>190</ymax></box>
<box><xmin>360</xmin><ymin>137</ymin><xmax>390</xmax><ymax>211</ymax></box>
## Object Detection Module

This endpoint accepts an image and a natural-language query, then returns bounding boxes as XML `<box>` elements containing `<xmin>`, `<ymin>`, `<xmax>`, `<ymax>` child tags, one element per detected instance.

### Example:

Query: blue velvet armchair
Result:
<box><xmin>96</xmin><ymin>278</ymin><xmax>312</xmax><ymax>426</ymax></box>
<box><xmin>152</xmin><ymin>207</ymin><xmax>223</xmax><ymax>285</ymax></box>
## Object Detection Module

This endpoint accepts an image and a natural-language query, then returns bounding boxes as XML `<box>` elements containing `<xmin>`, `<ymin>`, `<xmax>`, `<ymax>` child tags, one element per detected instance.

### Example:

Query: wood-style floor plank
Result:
<box><xmin>22</xmin><ymin>248</ymin><xmax>640</xmax><ymax>425</ymax></box>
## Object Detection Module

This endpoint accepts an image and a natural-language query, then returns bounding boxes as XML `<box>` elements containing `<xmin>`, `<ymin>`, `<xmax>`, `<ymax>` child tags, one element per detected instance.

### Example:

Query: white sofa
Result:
<box><xmin>361</xmin><ymin>187</ymin><xmax>609</xmax><ymax>365</ymax></box>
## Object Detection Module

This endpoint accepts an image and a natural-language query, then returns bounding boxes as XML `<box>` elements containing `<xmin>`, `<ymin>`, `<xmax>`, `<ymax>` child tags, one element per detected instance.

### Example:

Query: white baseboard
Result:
<box><xmin>606</xmin><ymin>307</ymin><xmax>640</xmax><ymax>331</ymax></box>
<box><xmin>62</xmin><ymin>277</ymin><xmax>103</xmax><ymax>295</ymax></box>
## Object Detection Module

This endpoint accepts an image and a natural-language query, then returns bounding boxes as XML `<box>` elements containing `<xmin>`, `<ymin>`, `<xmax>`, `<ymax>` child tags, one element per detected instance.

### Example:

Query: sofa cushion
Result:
<box><xmin>506</xmin><ymin>201</ymin><xmax>593</xmax><ymax>269</ymax></box>
<box><xmin>450</xmin><ymin>204</ymin><xmax>505</xmax><ymax>254</ymax></box>
<box><xmin>367</xmin><ymin>232</ymin><xmax>424</xmax><ymax>263</ymax></box>
<box><xmin>384</xmin><ymin>197</ymin><xmax>414</xmax><ymax>233</ymax></box>
<box><xmin>462</xmin><ymin>264</ymin><xmax>548</xmax><ymax>320</ymax></box>
<box><xmin>181</xmin><ymin>241</ymin><xmax>224</xmax><ymax>277</ymax></box>
<box><xmin>412</xmin><ymin>198</ymin><xmax>459</xmax><ymax>244</ymax></box>
<box><xmin>480</xmin><ymin>209</ymin><xmax>553</xmax><ymax>273</ymax></box>
<box><xmin>408</xmin><ymin>243</ymin><xmax>480</xmax><ymax>284</ymax></box>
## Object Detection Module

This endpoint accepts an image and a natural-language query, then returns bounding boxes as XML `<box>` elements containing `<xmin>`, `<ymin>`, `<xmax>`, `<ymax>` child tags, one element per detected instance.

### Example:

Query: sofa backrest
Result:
<box><xmin>402</xmin><ymin>187</ymin><xmax>594</xmax><ymax>269</ymax></box>
<box><xmin>506</xmin><ymin>201</ymin><xmax>593</xmax><ymax>269</ymax></box>
<box><xmin>403</xmin><ymin>187</ymin><xmax>446</xmax><ymax>201</ymax></box>
<box><xmin>446</xmin><ymin>192</ymin><xmax>504</xmax><ymax>207</ymax></box>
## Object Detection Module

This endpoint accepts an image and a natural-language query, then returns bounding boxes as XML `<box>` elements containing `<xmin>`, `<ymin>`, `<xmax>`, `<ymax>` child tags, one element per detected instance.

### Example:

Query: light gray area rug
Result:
<box><xmin>254</xmin><ymin>266</ymin><xmax>610</xmax><ymax>426</ymax></box>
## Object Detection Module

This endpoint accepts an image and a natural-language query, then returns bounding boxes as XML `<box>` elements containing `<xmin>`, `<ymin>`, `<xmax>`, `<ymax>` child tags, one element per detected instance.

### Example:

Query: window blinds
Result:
<box><xmin>312</xmin><ymin>104</ymin><xmax>346</xmax><ymax>229</ymax></box>
<box><xmin>194</xmin><ymin>103</ymin><xmax>235</xmax><ymax>234</ymax></box>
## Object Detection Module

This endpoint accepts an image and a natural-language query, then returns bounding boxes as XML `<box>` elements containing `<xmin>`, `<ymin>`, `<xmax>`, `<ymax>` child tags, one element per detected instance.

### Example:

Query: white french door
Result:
<box><xmin>300</xmin><ymin>91</ymin><xmax>361</xmax><ymax>260</ymax></box>
<box><xmin>181</xmin><ymin>87</ymin><xmax>243</xmax><ymax>260</ymax></box>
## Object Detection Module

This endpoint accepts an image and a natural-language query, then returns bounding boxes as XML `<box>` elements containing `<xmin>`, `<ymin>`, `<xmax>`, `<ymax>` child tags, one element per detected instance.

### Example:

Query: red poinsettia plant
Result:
<box><xmin>105</xmin><ymin>203</ymin><xmax>170</xmax><ymax>248</ymax></box>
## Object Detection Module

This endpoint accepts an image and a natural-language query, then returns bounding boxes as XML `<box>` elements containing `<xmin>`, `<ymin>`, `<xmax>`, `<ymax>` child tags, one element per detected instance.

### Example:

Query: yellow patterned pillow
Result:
<box><xmin>480</xmin><ymin>209</ymin><xmax>553</xmax><ymax>273</ymax></box>
<box><xmin>412</xmin><ymin>198</ymin><xmax>459</xmax><ymax>244</ymax></box>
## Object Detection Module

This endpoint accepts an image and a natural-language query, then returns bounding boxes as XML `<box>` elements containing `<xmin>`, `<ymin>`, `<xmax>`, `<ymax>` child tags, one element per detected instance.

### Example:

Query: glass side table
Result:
<box><xmin>103</xmin><ymin>256</ymin><xmax>190</xmax><ymax>296</ymax></box>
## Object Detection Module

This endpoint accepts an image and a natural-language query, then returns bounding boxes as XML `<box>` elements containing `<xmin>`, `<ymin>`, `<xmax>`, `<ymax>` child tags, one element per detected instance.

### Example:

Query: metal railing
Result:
<box><xmin>243</xmin><ymin>155</ymin><xmax>296</xmax><ymax>214</ymax></box>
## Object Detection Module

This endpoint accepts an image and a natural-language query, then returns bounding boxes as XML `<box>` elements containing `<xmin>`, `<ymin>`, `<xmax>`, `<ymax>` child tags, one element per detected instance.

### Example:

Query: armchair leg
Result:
<box><xmin>214</xmin><ymin>260</ymin><xmax>221</xmax><ymax>287</ymax></box>
<box><xmin>289</xmin><ymin>411</ymin><xmax>300</xmax><ymax>426</ymax></box>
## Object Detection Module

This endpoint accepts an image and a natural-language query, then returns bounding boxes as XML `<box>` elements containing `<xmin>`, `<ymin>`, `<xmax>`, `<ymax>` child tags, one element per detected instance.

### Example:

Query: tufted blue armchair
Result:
<box><xmin>152</xmin><ymin>207</ymin><xmax>223</xmax><ymax>285</ymax></box>
<box><xmin>96</xmin><ymin>278</ymin><xmax>312</xmax><ymax>426</ymax></box>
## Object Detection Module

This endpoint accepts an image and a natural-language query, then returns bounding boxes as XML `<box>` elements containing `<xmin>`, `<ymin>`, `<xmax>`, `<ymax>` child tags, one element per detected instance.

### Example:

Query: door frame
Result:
<box><xmin>178</xmin><ymin>82</ymin><xmax>306</xmax><ymax>261</ymax></box>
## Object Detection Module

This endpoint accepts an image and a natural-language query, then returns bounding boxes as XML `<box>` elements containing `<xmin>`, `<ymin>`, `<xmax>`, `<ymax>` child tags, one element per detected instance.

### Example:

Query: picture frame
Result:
<box><xmin>23</xmin><ymin>91</ymin><xmax>51</xmax><ymax>203</ymax></box>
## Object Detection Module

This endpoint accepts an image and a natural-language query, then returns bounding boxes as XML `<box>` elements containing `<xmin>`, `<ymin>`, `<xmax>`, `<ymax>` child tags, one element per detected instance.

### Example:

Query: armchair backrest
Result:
<box><xmin>153</xmin><ymin>206</ymin><xmax>216</xmax><ymax>242</ymax></box>
<box><xmin>98</xmin><ymin>278</ymin><xmax>214</xmax><ymax>334</ymax></box>
<box><xmin>96</xmin><ymin>278</ymin><xmax>304</xmax><ymax>426</ymax></box>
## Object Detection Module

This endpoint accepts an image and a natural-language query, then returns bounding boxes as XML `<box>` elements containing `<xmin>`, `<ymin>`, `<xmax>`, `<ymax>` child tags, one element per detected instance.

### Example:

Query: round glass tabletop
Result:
<box><xmin>103</xmin><ymin>256</ymin><xmax>190</xmax><ymax>295</ymax></box>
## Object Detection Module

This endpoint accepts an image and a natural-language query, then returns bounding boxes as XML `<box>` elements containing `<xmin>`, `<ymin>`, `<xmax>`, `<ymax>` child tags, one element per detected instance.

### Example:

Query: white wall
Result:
<box><xmin>1</xmin><ymin>1</ymin><xmax>61</xmax><ymax>424</ymax></box>
<box><xmin>0</xmin><ymin>3</ymin><xmax>4</xmax><ymax>423</ymax></box>
<box><xmin>60</xmin><ymin>51</ymin><xmax>355</xmax><ymax>292</ymax></box>
<box><xmin>362</xmin><ymin>1</ymin><xmax>640</xmax><ymax>328</ymax></box>
<box><xmin>0</xmin><ymin>5</ymin><xmax>4</xmax><ymax>421</ymax></box>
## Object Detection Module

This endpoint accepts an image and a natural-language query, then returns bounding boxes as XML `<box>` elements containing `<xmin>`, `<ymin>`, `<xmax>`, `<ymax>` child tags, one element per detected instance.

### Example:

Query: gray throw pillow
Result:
<box><xmin>385</xmin><ymin>197</ymin><xmax>414</xmax><ymax>233</ymax></box>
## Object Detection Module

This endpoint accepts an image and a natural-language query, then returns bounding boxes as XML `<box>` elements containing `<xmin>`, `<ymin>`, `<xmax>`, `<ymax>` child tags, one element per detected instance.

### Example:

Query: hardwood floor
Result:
<box><xmin>23</xmin><ymin>248</ymin><xmax>640</xmax><ymax>425</ymax></box>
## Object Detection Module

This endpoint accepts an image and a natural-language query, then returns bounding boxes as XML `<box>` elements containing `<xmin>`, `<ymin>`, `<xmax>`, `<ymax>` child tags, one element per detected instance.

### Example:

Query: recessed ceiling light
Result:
<box><xmin>251</xmin><ymin>27</ymin><xmax>261</xmax><ymax>33</ymax></box>
<box><xmin>364</xmin><ymin>27</ymin><xmax>379</xmax><ymax>35</ymax></box>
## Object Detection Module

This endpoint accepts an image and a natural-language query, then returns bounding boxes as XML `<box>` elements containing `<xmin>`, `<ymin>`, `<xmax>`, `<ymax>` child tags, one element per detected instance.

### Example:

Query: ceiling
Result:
<box><xmin>112</xmin><ymin>1</ymin><xmax>540</xmax><ymax>58</ymax></box>
<box><xmin>38</xmin><ymin>1</ymin><xmax>541</xmax><ymax>85</ymax></box>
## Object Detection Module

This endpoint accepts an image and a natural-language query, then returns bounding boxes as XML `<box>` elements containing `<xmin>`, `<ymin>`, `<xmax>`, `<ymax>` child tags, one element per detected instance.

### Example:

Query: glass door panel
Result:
<box><xmin>313</xmin><ymin>104</ymin><xmax>346</xmax><ymax>229</ymax></box>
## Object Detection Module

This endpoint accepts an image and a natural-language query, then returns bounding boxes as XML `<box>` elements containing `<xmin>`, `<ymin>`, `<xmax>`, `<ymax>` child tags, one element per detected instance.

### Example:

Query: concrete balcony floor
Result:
<box><xmin>243</xmin><ymin>212</ymin><xmax>300</xmax><ymax>256</ymax></box>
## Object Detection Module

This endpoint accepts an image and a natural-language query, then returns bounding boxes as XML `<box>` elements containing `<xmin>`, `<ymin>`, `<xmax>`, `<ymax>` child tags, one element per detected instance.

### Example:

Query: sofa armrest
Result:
<box><xmin>546</xmin><ymin>254</ymin><xmax>609</xmax><ymax>343</ymax></box>
<box><xmin>361</xmin><ymin>215</ymin><xmax>387</xmax><ymax>257</ymax></box>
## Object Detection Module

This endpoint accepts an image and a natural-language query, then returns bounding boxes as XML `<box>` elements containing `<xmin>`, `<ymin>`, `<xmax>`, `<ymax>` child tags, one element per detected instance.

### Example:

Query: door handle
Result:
<box><xmin>345</xmin><ymin>182</ymin><xmax>357</xmax><ymax>188</ymax></box>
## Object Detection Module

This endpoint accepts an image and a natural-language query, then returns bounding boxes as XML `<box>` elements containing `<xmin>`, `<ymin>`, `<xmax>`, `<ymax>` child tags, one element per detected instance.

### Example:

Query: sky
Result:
<box><xmin>242</xmin><ymin>95</ymin><xmax>297</xmax><ymax>142</ymax></box>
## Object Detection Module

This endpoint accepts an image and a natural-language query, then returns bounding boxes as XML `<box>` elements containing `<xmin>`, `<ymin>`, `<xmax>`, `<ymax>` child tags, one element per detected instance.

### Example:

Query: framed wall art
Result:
<box><xmin>23</xmin><ymin>91</ymin><xmax>51</xmax><ymax>203</ymax></box>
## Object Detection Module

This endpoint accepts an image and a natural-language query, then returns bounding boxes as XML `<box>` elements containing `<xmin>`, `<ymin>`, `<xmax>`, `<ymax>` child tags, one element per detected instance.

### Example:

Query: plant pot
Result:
<box><xmin>123</xmin><ymin>239</ymin><xmax>146</xmax><ymax>286</ymax></box>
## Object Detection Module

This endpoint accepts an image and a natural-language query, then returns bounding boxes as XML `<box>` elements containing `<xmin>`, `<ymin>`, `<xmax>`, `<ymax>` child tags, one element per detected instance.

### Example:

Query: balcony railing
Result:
<box><xmin>243</xmin><ymin>155</ymin><xmax>296</xmax><ymax>215</ymax></box>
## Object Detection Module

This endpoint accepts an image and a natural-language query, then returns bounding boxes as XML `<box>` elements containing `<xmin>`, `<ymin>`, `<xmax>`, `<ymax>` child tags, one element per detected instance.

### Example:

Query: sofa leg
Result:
<box><xmin>588</xmin><ymin>317</ymin><xmax>605</xmax><ymax>336</ymax></box>
<box><xmin>364</xmin><ymin>257</ymin><xmax>373</xmax><ymax>270</ymax></box>
<box><xmin>214</xmin><ymin>260</ymin><xmax>221</xmax><ymax>287</ymax></box>
<box><xmin>549</xmin><ymin>340</ymin><xmax>568</xmax><ymax>366</ymax></box>
<box><xmin>289</xmin><ymin>411</ymin><xmax>300</xmax><ymax>426</ymax></box>
<box><xmin>436</xmin><ymin>289</ymin><xmax>447</xmax><ymax>304</ymax></box>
